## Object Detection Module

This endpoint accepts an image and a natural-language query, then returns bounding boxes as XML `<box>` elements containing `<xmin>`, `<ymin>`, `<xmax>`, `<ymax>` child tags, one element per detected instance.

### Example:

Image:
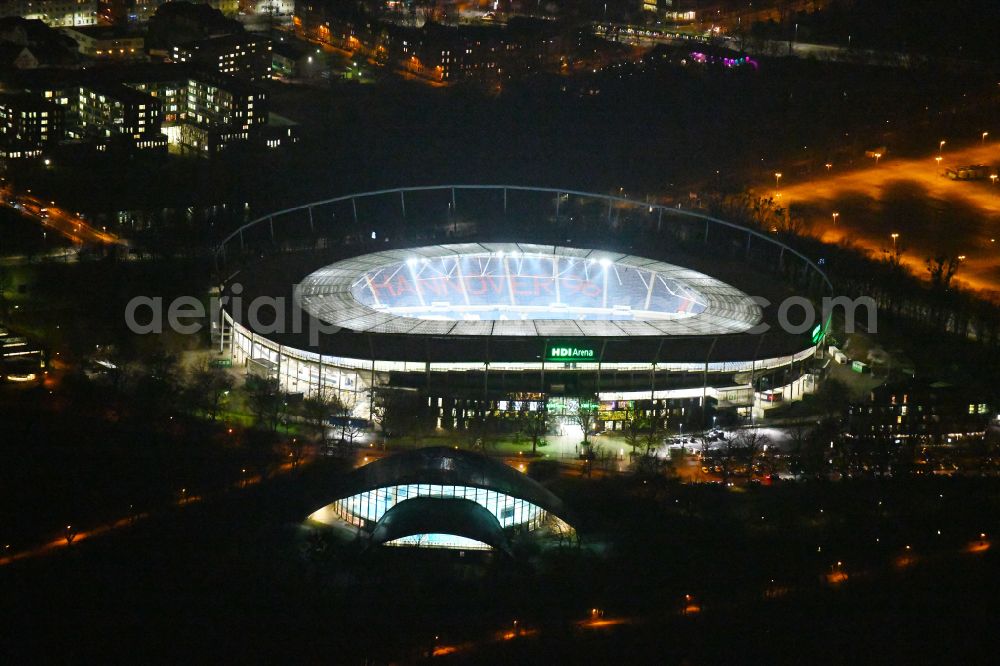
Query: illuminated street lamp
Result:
<box><xmin>935</xmin><ymin>156</ymin><xmax>942</xmax><ymax>168</ymax></box>
<box><xmin>891</xmin><ymin>233</ymin><xmax>900</xmax><ymax>252</ymax></box>
<box><xmin>983</xmin><ymin>131</ymin><xmax>989</xmax><ymax>144</ymax></box>
<box><xmin>774</xmin><ymin>172</ymin><xmax>782</xmax><ymax>190</ymax></box>
<box><xmin>825</xmin><ymin>163</ymin><xmax>832</xmax><ymax>172</ymax></box>
<box><xmin>991</xmin><ymin>174</ymin><xmax>998</xmax><ymax>185</ymax></box>
<box><xmin>939</xmin><ymin>140</ymin><xmax>946</xmax><ymax>154</ymax></box>
<box><xmin>832</xmin><ymin>212</ymin><xmax>839</xmax><ymax>225</ymax></box>
<box><xmin>873</xmin><ymin>152</ymin><xmax>882</xmax><ymax>164</ymax></box>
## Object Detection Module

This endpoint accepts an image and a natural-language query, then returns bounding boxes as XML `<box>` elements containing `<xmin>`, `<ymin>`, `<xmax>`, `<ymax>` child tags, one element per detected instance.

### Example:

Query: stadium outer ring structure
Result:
<box><xmin>214</xmin><ymin>185</ymin><xmax>833</xmax><ymax>425</ymax></box>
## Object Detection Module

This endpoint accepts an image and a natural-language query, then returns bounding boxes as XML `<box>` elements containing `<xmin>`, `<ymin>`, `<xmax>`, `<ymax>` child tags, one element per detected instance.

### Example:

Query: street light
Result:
<box><xmin>774</xmin><ymin>172</ymin><xmax>782</xmax><ymax>191</ymax></box>
<box><xmin>983</xmin><ymin>132</ymin><xmax>989</xmax><ymax>144</ymax></box>
<box><xmin>935</xmin><ymin>156</ymin><xmax>942</xmax><ymax>168</ymax></box>
<box><xmin>939</xmin><ymin>140</ymin><xmax>946</xmax><ymax>154</ymax></box>
<box><xmin>832</xmin><ymin>212</ymin><xmax>839</xmax><ymax>225</ymax></box>
<box><xmin>891</xmin><ymin>233</ymin><xmax>899</xmax><ymax>252</ymax></box>
<box><xmin>991</xmin><ymin>174</ymin><xmax>998</xmax><ymax>185</ymax></box>
<box><xmin>825</xmin><ymin>163</ymin><xmax>832</xmax><ymax>172</ymax></box>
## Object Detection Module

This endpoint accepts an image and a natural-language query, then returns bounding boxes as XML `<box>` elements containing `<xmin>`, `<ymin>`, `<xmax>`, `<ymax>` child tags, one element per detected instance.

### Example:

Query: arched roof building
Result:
<box><xmin>307</xmin><ymin>447</ymin><xmax>573</xmax><ymax>553</ymax></box>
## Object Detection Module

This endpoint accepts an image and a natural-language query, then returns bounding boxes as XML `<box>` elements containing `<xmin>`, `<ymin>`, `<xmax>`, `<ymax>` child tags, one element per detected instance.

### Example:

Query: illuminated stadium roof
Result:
<box><xmin>295</xmin><ymin>244</ymin><xmax>762</xmax><ymax>337</ymax></box>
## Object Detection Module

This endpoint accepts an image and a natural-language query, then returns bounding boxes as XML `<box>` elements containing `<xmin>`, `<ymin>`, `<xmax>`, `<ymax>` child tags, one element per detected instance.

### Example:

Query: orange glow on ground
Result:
<box><xmin>777</xmin><ymin>142</ymin><xmax>1000</xmax><ymax>296</ymax></box>
<box><xmin>966</xmin><ymin>539</ymin><xmax>990</xmax><ymax>554</ymax></box>
<box><xmin>826</xmin><ymin>570</ymin><xmax>848</xmax><ymax>585</ymax></box>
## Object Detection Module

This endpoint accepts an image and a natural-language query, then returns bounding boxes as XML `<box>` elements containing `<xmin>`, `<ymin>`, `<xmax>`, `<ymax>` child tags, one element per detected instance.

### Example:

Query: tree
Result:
<box><xmin>882</xmin><ymin>239</ymin><xmax>906</xmax><ymax>270</ymax></box>
<box><xmin>642</xmin><ymin>410</ymin><xmax>664</xmax><ymax>457</ymax></box>
<box><xmin>786</xmin><ymin>420</ymin><xmax>810</xmax><ymax>459</ymax></box>
<box><xmin>464</xmin><ymin>410</ymin><xmax>500</xmax><ymax>453</ymax></box>
<box><xmin>622</xmin><ymin>403</ymin><xmax>644</xmax><ymax>459</ymax></box>
<box><xmin>732</xmin><ymin>427</ymin><xmax>771</xmax><ymax>483</ymax></box>
<box><xmin>717</xmin><ymin>427</ymin><xmax>771</xmax><ymax>484</ymax></box>
<box><xmin>572</xmin><ymin>395</ymin><xmax>600</xmax><ymax>447</ymax></box>
<box><xmin>926</xmin><ymin>254</ymin><xmax>960</xmax><ymax>291</ymax></box>
<box><xmin>335</xmin><ymin>394</ymin><xmax>364</xmax><ymax>446</ymax></box>
<box><xmin>517</xmin><ymin>401</ymin><xmax>549</xmax><ymax>455</ymax></box>
<box><xmin>186</xmin><ymin>360</ymin><xmax>233</xmax><ymax>421</ymax></box>
<box><xmin>299</xmin><ymin>393</ymin><xmax>342</xmax><ymax>443</ymax></box>
<box><xmin>245</xmin><ymin>375</ymin><xmax>285</xmax><ymax>431</ymax></box>
<box><xmin>371</xmin><ymin>386</ymin><xmax>428</xmax><ymax>444</ymax></box>
<box><xmin>131</xmin><ymin>350</ymin><xmax>182</xmax><ymax>420</ymax></box>
<box><xmin>546</xmin><ymin>516</ymin><xmax>576</xmax><ymax>549</ymax></box>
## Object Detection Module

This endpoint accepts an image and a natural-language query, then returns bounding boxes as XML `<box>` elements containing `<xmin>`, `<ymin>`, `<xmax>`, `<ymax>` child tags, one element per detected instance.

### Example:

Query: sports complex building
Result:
<box><xmin>307</xmin><ymin>447</ymin><xmax>574</xmax><ymax>554</ymax></box>
<box><xmin>215</xmin><ymin>186</ymin><xmax>831</xmax><ymax>432</ymax></box>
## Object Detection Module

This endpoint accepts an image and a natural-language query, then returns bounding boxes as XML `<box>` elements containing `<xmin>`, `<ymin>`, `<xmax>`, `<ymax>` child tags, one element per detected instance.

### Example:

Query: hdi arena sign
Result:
<box><xmin>545</xmin><ymin>342</ymin><xmax>599</xmax><ymax>363</ymax></box>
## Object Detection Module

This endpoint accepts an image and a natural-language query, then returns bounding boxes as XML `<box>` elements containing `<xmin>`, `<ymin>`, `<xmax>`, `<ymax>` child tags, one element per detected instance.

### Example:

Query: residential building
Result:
<box><xmin>0</xmin><ymin>0</ymin><xmax>97</xmax><ymax>27</ymax></box>
<box><xmin>1</xmin><ymin>62</ymin><xmax>293</xmax><ymax>154</ymax></box>
<box><xmin>77</xmin><ymin>82</ymin><xmax>166</xmax><ymax>149</ymax></box>
<box><xmin>63</xmin><ymin>25</ymin><xmax>144</xmax><ymax>58</ymax></box>
<box><xmin>171</xmin><ymin>33</ymin><xmax>272</xmax><ymax>81</ymax></box>
<box><xmin>848</xmin><ymin>379</ymin><xmax>992</xmax><ymax>444</ymax></box>
<box><xmin>0</xmin><ymin>92</ymin><xmax>63</xmax><ymax>157</ymax></box>
<box><xmin>0</xmin><ymin>16</ymin><xmax>81</xmax><ymax>66</ymax></box>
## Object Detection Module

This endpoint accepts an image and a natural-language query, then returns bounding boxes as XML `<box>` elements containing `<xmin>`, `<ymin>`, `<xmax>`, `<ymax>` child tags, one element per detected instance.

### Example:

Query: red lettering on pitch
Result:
<box><xmin>445</xmin><ymin>276</ymin><xmax>467</xmax><ymax>298</ymax></box>
<box><xmin>511</xmin><ymin>277</ymin><xmax>533</xmax><ymax>297</ymax></box>
<box><xmin>485</xmin><ymin>277</ymin><xmax>506</xmax><ymax>296</ymax></box>
<box><xmin>369</xmin><ymin>280</ymin><xmax>393</xmax><ymax>298</ymax></box>
<box><xmin>394</xmin><ymin>275</ymin><xmax>414</xmax><ymax>296</ymax></box>
<box><xmin>423</xmin><ymin>277</ymin><xmax>447</xmax><ymax>297</ymax></box>
<box><xmin>581</xmin><ymin>281</ymin><xmax>602</xmax><ymax>299</ymax></box>
<box><xmin>465</xmin><ymin>277</ymin><xmax>487</xmax><ymax>295</ymax></box>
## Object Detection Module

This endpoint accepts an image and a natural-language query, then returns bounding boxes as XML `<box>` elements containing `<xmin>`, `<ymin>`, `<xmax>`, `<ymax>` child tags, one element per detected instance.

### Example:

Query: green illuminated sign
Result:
<box><xmin>811</xmin><ymin>314</ymin><xmax>832</xmax><ymax>345</ymax></box>
<box><xmin>545</xmin><ymin>342</ymin><xmax>598</xmax><ymax>363</ymax></box>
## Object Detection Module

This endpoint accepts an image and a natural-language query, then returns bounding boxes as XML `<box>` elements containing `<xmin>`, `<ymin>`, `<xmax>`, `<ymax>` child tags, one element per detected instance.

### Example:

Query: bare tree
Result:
<box><xmin>299</xmin><ymin>393</ymin><xmax>343</xmax><ymax>443</ymax></box>
<box><xmin>572</xmin><ymin>395</ymin><xmax>600</xmax><ymax>447</ymax></box>
<box><xmin>186</xmin><ymin>359</ymin><xmax>234</xmax><ymax>421</ymax></box>
<box><xmin>335</xmin><ymin>394</ymin><xmax>364</xmax><ymax>446</ymax></box>
<box><xmin>246</xmin><ymin>375</ymin><xmax>286</xmax><ymax>432</ymax></box>
<box><xmin>732</xmin><ymin>427</ymin><xmax>771</xmax><ymax>483</ymax></box>
<box><xmin>643</xmin><ymin>410</ymin><xmax>664</xmax><ymax>457</ymax></box>
<box><xmin>926</xmin><ymin>254</ymin><xmax>960</xmax><ymax>291</ymax></box>
<box><xmin>372</xmin><ymin>386</ymin><xmax>429</xmax><ymax>445</ymax></box>
<box><xmin>518</xmin><ymin>401</ymin><xmax>549</xmax><ymax>455</ymax></box>
<box><xmin>621</xmin><ymin>403</ymin><xmax>643</xmax><ymax>459</ymax></box>
<box><xmin>547</xmin><ymin>516</ymin><xmax>576</xmax><ymax>549</ymax></box>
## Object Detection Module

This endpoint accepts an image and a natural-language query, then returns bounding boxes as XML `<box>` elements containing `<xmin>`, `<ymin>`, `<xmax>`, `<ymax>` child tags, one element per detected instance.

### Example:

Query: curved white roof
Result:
<box><xmin>294</xmin><ymin>243</ymin><xmax>762</xmax><ymax>337</ymax></box>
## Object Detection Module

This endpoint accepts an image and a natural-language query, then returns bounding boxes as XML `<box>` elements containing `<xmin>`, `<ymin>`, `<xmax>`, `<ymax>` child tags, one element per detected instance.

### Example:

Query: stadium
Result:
<box><xmin>216</xmin><ymin>186</ymin><xmax>830</xmax><ymax>432</ymax></box>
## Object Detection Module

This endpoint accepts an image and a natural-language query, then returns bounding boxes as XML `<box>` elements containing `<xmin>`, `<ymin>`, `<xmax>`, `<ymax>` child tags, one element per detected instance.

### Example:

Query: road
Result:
<box><xmin>775</xmin><ymin>142</ymin><xmax>1000</xmax><ymax>295</ymax></box>
<box><xmin>1</xmin><ymin>185</ymin><xmax>122</xmax><ymax>247</ymax></box>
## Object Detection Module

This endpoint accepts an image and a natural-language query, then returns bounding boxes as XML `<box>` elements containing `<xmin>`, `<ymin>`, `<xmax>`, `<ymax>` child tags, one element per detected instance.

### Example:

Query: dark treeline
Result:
<box><xmin>751</xmin><ymin>0</ymin><xmax>1000</xmax><ymax>64</ymax></box>
<box><xmin>704</xmin><ymin>192</ymin><xmax>1000</xmax><ymax>383</ymax></box>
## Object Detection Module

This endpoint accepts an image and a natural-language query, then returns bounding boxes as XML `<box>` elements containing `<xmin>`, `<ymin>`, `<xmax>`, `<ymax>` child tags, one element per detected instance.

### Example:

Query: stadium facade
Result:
<box><xmin>217</xmin><ymin>186</ymin><xmax>830</xmax><ymax>431</ymax></box>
